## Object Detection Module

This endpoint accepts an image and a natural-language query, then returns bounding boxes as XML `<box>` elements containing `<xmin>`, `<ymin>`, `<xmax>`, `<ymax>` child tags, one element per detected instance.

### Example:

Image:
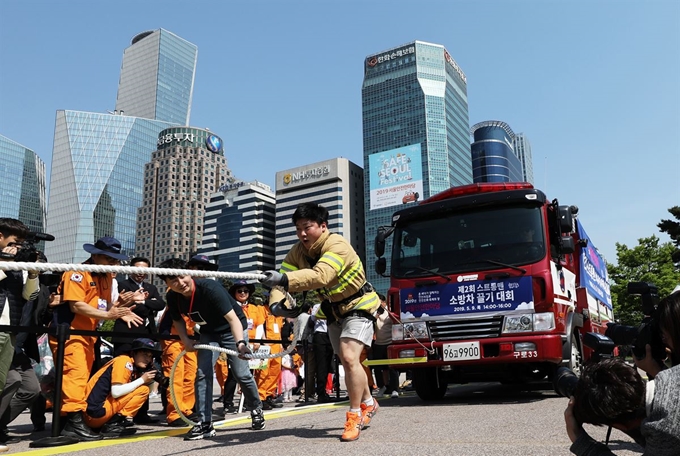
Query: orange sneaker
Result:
<box><xmin>340</xmin><ymin>411</ymin><xmax>362</xmax><ymax>442</ymax></box>
<box><xmin>360</xmin><ymin>397</ymin><xmax>379</xmax><ymax>428</ymax></box>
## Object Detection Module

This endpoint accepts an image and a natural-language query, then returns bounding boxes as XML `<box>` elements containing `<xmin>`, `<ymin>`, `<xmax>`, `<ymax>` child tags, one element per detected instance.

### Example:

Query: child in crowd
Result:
<box><xmin>279</xmin><ymin>353</ymin><xmax>298</xmax><ymax>402</ymax></box>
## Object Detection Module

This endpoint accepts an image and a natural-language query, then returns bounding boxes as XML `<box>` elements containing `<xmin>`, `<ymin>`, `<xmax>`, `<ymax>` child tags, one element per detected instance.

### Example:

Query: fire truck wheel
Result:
<box><xmin>567</xmin><ymin>334</ymin><xmax>583</xmax><ymax>376</ymax></box>
<box><xmin>413</xmin><ymin>367</ymin><xmax>448</xmax><ymax>401</ymax></box>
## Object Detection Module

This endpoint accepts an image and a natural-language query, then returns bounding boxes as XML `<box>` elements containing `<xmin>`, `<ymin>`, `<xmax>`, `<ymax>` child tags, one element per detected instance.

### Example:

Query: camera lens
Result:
<box><xmin>553</xmin><ymin>367</ymin><xmax>579</xmax><ymax>398</ymax></box>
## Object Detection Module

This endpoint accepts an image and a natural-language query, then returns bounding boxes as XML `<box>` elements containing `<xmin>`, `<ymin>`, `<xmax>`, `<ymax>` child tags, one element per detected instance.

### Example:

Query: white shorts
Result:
<box><xmin>327</xmin><ymin>314</ymin><xmax>374</xmax><ymax>352</ymax></box>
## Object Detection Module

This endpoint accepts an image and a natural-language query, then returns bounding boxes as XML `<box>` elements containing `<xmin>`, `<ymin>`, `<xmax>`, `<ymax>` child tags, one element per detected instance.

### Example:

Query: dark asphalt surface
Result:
<box><xmin>6</xmin><ymin>380</ymin><xmax>643</xmax><ymax>456</ymax></box>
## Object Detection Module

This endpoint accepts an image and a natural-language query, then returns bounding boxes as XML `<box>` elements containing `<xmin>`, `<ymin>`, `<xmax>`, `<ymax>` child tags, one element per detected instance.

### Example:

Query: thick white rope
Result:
<box><xmin>169</xmin><ymin>314</ymin><xmax>301</xmax><ymax>427</ymax></box>
<box><xmin>0</xmin><ymin>261</ymin><xmax>265</xmax><ymax>280</ymax></box>
<box><xmin>0</xmin><ymin>261</ymin><xmax>308</xmax><ymax>426</ymax></box>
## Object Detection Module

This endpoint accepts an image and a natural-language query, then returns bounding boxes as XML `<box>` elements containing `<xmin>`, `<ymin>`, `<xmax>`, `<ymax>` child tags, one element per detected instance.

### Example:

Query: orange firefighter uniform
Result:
<box><xmin>49</xmin><ymin>267</ymin><xmax>113</xmax><ymax>416</ymax></box>
<box><xmin>255</xmin><ymin>306</ymin><xmax>284</xmax><ymax>400</ymax></box>
<box><xmin>83</xmin><ymin>355</ymin><xmax>149</xmax><ymax>428</ymax></box>
<box><xmin>159</xmin><ymin>311</ymin><xmax>197</xmax><ymax>424</ymax></box>
<box><xmin>215</xmin><ymin>352</ymin><xmax>228</xmax><ymax>395</ymax></box>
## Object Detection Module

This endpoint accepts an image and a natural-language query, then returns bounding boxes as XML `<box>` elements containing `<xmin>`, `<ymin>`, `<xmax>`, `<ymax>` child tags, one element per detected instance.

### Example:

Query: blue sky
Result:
<box><xmin>0</xmin><ymin>0</ymin><xmax>678</xmax><ymax>264</ymax></box>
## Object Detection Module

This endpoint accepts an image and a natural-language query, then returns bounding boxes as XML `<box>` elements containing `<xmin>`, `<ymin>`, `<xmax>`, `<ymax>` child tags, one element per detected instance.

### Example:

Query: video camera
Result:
<box><xmin>554</xmin><ymin>281</ymin><xmax>669</xmax><ymax>398</ymax></box>
<box><xmin>605</xmin><ymin>281</ymin><xmax>666</xmax><ymax>363</ymax></box>
<box><xmin>14</xmin><ymin>232</ymin><xmax>55</xmax><ymax>262</ymax></box>
<box><xmin>0</xmin><ymin>231</ymin><xmax>55</xmax><ymax>263</ymax></box>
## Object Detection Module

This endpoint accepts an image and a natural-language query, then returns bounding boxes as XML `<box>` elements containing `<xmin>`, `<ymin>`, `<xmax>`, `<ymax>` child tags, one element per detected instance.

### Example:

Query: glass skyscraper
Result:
<box><xmin>45</xmin><ymin>111</ymin><xmax>175</xmax><ymax>263</ymax></box>
<box><xmin>115</xmin><ymin>29</ymin><xmax>198</xmax><ymax>125</ymax></box>
<box><xmin>362</xmin><ymin>41</ymin><xmax>471</xmax><ymax>291</ymax></box>
<box><xmin>513</xmin><ymin>133</ymin><xmax>534</xmax><ymax>184</ymax></box>
<box><xmin>470</xmin><ymin>120</ymin><xmax>523</xmax><ymax>183</ymax></box>
<box><xmin>45</xmin><ymin>29</ymin><xmax>196</xmax><ymax>263</ymax></box>
<box><xmin>0</xmin><ymin>135</ymin><xmax>46</xmax><ymax>234</ymax></box>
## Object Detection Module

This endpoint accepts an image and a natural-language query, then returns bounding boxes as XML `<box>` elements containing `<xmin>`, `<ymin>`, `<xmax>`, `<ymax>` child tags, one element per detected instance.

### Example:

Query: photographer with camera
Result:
<box><xmin>563</xmin><ymin>290</ymin><xmax>680</xmax><ymax>456</ymax></box>
<box><xmin>0</xmin><ymin>219</ymin><xmax>39</xmax><ymax>393</ymax></box>
<box><xmin>83</xmin><ymin>338</ymin><xmax>163</xmax><ymax>438</ymax></box>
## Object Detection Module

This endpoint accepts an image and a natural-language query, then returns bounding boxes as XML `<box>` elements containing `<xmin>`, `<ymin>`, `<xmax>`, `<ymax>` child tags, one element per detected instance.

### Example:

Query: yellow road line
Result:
<box><xmin>362</xmin><ymin>357</ymin><xmax>428</xmax><ymax>366</ymax></box>
<box><xmin>14</xmin><ymin>402</ymin><xmax>347</xmax><ymax>455</ymax></box>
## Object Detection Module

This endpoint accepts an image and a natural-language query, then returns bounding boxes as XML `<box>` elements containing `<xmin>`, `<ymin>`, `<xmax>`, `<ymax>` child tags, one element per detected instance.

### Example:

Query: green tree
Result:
<box><xmin>98</xmin><ymin>319</ymin><xmax>115</xmax><ymax>343</ymax></box>
<box><xmin>607</xmin><ymin>236</ymin><xmax>680</xmax><ymax>325</ymax></box>
<box><xmin>658</xmin><ymin>206</ymin><xmax>680</xmax><ymax>264</ymax></box>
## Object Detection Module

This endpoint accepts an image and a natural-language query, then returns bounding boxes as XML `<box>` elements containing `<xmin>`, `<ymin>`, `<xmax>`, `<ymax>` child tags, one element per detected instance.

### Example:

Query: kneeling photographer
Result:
<box><xmin>563</xmin><ymin>290</ymin><xmax>680</xmax><ymax>456</ymax></box>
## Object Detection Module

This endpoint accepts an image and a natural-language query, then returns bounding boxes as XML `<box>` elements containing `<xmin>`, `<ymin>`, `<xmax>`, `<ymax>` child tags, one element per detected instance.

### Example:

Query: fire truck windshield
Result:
<box><xmin>391</xmin><ymin>204</ymin><xmax>545</xmax><ymax>278</ymax></box>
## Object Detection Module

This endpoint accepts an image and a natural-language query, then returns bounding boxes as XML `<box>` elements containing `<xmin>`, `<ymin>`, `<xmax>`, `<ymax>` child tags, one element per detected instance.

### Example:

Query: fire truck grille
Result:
<box><xmin>427</xmin><ymin>316</ymin><xmax>504</xmax><ymax>341</ymax></box>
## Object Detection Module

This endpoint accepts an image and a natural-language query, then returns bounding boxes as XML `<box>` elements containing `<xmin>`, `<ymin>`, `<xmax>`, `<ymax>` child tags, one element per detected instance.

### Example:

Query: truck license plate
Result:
<box><xmin>442</xmin><ymin>341</ymin><xmax>480</xmax><ymax>362</ymax></box>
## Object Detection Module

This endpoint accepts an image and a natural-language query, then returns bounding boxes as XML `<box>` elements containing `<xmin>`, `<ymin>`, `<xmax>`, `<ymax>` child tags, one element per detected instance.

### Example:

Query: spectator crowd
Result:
<box><xmin>0</xmin><ymin>214</ymin><xmax>404</xmax><ymax>450</ymax></box>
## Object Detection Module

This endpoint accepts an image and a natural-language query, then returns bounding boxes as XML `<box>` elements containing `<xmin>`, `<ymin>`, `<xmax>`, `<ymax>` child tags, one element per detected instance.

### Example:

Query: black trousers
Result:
<box><xmin>313</xmin><ymin>332</ymin><xmax>334</xmax><ymax>397</ymax></box>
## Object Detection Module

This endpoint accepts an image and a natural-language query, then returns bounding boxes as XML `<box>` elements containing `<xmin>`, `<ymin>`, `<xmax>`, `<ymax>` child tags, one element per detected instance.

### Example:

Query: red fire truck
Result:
<box><xmin>374</xmin><ymin>182</ymin><xmax>613</xmax><ymax>400</ymax></box>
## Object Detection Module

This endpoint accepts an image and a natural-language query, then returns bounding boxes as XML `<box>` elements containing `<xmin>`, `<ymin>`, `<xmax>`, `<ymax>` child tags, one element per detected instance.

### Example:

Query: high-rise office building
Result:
<box><xmin>45</xmin><ymin>111</ymin><xmax>175</xmax><ymax>263</ymax></box>
<box><xmin>135</xmin><ymin>127</ymin><xmax>231</xmax><ymax>267</ymax></box>
<box><xmin>198</xmin><ymin>181</ymin><xmax>276</xmax><ymax>273</ymax></box>
<box><xmin>470</xmin><ymin>120</ymin><xmax>523</xmax><ymax>183</ymax></box>
<box><xmin>274</xmin><ymin>158</ymin><xmax>365</xmax><ymax>268</ymax></box>
<box><xmin>46</xmin><ymin>30</ymin><xmax>196</xmax><ymax>263</ymax></box>
<box><xmin>362</xmin><ymin>41</ymin><xmax>471</xmax><ymax>291</ymax></box>
<box><xmin>115</xmin><ymin>29</ymin><xmax>198</xmax><ymax>125</ymax></box>
<box><xmin>513</xmin><ymin>133</ymin><xmax>534</xmax><ymax>184</ymax></box>
<box><xmin>0</xmin><ymin>135</ymin><xmax>46</xmax><ymax>234</ymax></box>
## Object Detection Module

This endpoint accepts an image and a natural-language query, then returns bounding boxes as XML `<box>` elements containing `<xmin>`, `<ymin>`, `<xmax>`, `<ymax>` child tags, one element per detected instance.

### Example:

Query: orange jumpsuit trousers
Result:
<box><xmin>161</xmin><ymin>340</ymin><xmax>197</xmax><ymax>423</ymax></box>
<box><xmin>49</xmin><ymin>335</ymin><xmax>96</xmax><ymax>415</ymax></box>
<box><xmin>84</xmin><ymin>386</ymin><xmax>150</xmax><ymax>429</ymax></box>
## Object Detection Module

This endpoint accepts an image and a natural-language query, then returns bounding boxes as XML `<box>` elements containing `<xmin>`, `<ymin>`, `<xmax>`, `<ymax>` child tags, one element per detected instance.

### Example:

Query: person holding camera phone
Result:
<box><xmin>83</xmin><ymin>338</ymin><xmax>162</xmax><ymax>438</ymax></box>
<box><xmin>564</xmin><ymin>290</ymin><xmax>680</xmax><ymax>456</ymax></box>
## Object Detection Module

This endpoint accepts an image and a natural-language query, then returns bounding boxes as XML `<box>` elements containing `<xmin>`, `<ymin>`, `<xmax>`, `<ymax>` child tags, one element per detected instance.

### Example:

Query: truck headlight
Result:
<box><xmin>502</xmin><ymin>312</ymin><xmax>555</xmax><ymax>333</ymax></box>
<box><xmin>393</xmin><ymin>322</ymin><xmax>429</xmax><ymax>340</ymax></box>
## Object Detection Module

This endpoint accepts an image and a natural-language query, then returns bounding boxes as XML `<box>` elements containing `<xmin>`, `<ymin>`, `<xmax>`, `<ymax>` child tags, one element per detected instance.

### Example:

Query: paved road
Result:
<box><xmin>10</xmin><ymin>381</ymin><xmax>642</xmax><ymax>456</ymax></box>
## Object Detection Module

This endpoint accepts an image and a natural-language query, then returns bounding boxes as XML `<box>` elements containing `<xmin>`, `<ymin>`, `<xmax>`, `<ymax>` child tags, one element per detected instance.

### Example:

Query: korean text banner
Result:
<box><xmin>399</xmin><ymin>276</ymin><xmax>534</xmax><ymax>320</ymax></box>
<box><xmin>576</xmin><ymin>220</ymin><xmax>612</xmax><ymax>309</ymax></box>
<box><xmin>368</xmin><ymin>144</ymin><xmax>424</xmax><ymax>210</ymax></box>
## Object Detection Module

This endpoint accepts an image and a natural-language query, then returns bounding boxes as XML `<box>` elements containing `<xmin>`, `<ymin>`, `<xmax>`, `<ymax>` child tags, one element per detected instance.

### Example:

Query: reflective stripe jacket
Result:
<box><xmin>270</xmin><ymin>230</ymin><xmax>380</xmax><ymax>318</ymax></box>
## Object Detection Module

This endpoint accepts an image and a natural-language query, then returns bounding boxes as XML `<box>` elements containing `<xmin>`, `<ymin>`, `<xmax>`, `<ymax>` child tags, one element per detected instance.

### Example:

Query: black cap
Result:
<box><xmin>228</xmin><ymin>279</ymin><xmax>255</xmax><ymax>296</ymax></box>
<box><xmin>187</xmin><ymin>254</ymin><xmax>218</xmax><ymax>271</ymax></box>
<box><xmin>130</xmin><ymin>338</ymin><xmax>161</xmax><ymax>354</ymax></box>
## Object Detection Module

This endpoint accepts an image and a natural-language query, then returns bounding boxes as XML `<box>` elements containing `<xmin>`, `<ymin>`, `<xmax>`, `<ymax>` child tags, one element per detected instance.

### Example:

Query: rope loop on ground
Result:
<box><xmin>169</xmin><ymin>313</ymin><xmax>301</xmax><ymax>427</ymax></box>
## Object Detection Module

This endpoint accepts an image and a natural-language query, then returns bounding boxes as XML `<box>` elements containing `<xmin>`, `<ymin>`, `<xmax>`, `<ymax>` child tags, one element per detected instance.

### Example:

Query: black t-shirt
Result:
<box><xmin>166</xmin><ymin>279</ymin><xmax>247</xmax><ymax>334</ymax></box>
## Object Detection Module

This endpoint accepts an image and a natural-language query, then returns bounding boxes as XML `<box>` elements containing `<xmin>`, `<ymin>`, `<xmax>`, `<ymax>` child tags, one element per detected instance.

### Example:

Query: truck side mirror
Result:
<box><xmin>375</xmin><ymin>234</ymin><xmax>385</xmax><ymax>258</ymax></box>
<box><xmin>561</xmin><ymin>236</ymin><xmax>575</xmax><ymax>254</ymax></box>
<box><xmin>375</xmin><ymin>257</ymin><xmax>387</xmax><ymax>275</ymax></box>
<box><xmin>374</xmin><ymin>226</ymin><xmax>394</xmax><ymax>257</ymax></box>
<box><xmin>558</xmin><ymin>205</ymin><xmax>578</xmax><ymax>233</ymax></box>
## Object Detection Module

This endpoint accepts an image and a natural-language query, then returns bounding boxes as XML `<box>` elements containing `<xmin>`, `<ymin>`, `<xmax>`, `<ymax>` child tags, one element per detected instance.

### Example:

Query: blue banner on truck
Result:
<box><xmin>400</xmin><ymin>276</ymin><xmax>534</xmax><ymax>320</ymax></box>
<box><xmin>576</xmin><ymin>220</ymin><xmax>612</xmax><ymax>309</ymax></box>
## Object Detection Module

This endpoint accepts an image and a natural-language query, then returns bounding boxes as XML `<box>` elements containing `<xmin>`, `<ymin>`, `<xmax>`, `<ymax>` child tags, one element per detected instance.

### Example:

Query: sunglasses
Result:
<box><xmin>236</xmin><ymin>288</ymin><xmax>250</xmax><ymax>293</ymax></box>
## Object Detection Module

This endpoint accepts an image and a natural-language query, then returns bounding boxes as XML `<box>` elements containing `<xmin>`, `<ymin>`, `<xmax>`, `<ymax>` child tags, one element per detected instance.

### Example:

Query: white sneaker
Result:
<box><xmin>0</xmin><ymin>443</ymin><xmax>7</xmax><ymax>453</ymax></box>
<box><xmin>391</xmin><ymin>390</ymin><xmax>399</xmax><ymax>398</ymax></box>
<box><xmin>373</xmin><ymin>386</ymin><xmax>386</xmax><ymax>397</ymax></box>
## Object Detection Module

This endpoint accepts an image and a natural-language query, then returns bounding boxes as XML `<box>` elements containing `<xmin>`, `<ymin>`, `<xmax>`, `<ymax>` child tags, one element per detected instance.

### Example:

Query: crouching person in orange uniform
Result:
<box><xmin>84</xmin><ymin>338</ymin><xmax>161</xmax><ymax>438</ymax></box>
